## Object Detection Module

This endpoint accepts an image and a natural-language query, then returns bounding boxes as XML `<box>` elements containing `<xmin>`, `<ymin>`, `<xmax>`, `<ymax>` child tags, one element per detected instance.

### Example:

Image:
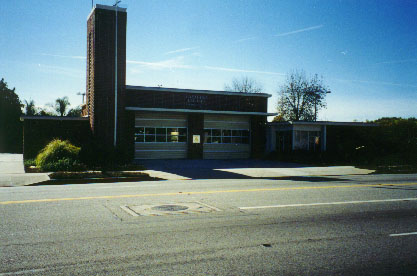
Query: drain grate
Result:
<box><xmin>151</xmin><ymin>205</ymin><xmax>189</xmax><ymax>212</ymax></box>
<box><xmin>121</xmin><ymin>202</ymin><xmax>220</xmax><ymax>216</ymax></box>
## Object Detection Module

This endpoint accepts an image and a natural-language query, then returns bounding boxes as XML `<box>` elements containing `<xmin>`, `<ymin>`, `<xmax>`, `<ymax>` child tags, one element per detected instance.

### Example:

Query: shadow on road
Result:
<box><xmin>137</xmin><ymin>159</ymin><xmax>352</xmax><ymax>181</ymax></box>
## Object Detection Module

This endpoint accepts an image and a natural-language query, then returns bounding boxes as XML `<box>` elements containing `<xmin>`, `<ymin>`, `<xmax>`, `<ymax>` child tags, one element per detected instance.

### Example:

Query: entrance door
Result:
<box><xmin>276</xmin><ymin>131</ymin><xmax>291</xmax><ymax>153</ymax></box>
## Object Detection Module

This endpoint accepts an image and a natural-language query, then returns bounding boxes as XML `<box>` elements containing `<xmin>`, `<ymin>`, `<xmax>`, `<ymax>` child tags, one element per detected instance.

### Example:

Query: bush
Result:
<box><xmin>24</xmin><ymin>158</ymin><xmax>36</xmax><ymax>167</ymax></box>
<box><xmin>39</xmin><ymin>158</ymin><xmax>86</xmax><ymax>172</ymax></box>
<box><xmin>35</xmin><ymin>139</ymin><xmax>82</xmax><ymax>171</ymax></box>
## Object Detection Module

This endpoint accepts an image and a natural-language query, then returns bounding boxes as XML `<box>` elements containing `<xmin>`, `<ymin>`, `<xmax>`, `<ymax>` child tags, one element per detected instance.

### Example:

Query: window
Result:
<box><xmin>135</xmin><ymin>127</ymin><xmax>187</xmax><ymax>143</ymax></box>
<box><xmin>293</xmin><ymin>130</ymin><xmax>321</xmax><ymax>151</ymax></box>
<box><xmin>204</xmin><ymin>128</ymin><xmax>250</xmax><ymax>144</ymax></box>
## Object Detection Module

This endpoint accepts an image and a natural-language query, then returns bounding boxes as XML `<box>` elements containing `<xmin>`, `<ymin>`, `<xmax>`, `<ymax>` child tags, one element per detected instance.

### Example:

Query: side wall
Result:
<box><xmin>250</xmin><ymin>116</ymin><xmax>267</xmax><ymax>158</ymax></box>
<box><xmin>23</xmin><ymin>118</ymin><xmax>91</xmax><ymax>159</ymax></box>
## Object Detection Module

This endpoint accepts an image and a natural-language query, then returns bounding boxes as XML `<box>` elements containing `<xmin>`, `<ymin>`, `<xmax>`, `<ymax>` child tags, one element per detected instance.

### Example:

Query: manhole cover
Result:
<box><xmin>121</xmin><ymin>202</ymin><xmax>221</xmax><ymax>216</ymax></box>
<box><xmin>151</xmin><ymin>205</ymin><xmax>189</xmax><ymax>212</ymax></box>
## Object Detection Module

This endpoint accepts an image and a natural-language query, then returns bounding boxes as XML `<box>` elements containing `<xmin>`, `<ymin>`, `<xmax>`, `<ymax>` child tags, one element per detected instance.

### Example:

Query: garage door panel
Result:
<box><xmin>135</xmin><ymin>120</ymin><xmax>186</xmax><ymax>128</ymax></box>
<box><xmin>135</xmin><ymin>143</ymin><xmax>187</xmax><ymax>159</ymax></box>
<box><xmin>203</xmin><ymin>144</ymin><xmax>250</xmax><ymax>159</ymax></box>
<box><xmin>203</xmin><ymin>114</ymin><xmax>251</xmax><ymax>159</ymax></box>
<box><xmin>135</xmin><ymin>112</ymin><xmax>187</xmax><ymax>159</ymax></box>
<box><xmin>204</xmin><ymin>115</ymin><xmax>250</xmax><ymax>129</ymax></box>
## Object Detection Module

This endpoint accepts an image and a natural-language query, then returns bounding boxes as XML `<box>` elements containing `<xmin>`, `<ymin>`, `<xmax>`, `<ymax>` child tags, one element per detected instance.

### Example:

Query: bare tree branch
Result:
<box><xmin>224</xmin><ymin>76</ymin><xmax>263</xmax><ymax>93</ymax></box>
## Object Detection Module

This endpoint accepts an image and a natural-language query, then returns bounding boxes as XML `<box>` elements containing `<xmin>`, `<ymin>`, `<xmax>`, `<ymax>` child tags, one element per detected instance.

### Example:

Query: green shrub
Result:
<box><xmin>39</xmin><ymin>158</ymin><xmax>86</xmax><ymax>172</ymax></box>
<box><xmin>35</xmin><ymin>139</ymin><xmax>82</xmax><ymax>171</ymax></box>
<box><xmin>24</xmin><ymin>158</ymin><xmax>36</xmax><ymax>167</ymax></box>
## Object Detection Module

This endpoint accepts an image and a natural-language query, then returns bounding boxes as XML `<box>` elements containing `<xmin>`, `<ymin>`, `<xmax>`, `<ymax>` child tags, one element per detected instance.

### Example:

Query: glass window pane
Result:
<box><xmin>168</xmin><ymin>128</ymin><xmax>179</xmax><ymax>136</ymax></box>
<box><xmin>156</xmin><ymin>135</ymin><xmax>166</xmax><ymax>142</ymax></box>
<box><xmin>223</xmin><ymin>137</ymin><xmax>231</xmax><ymax>143</ymax></box>
<box><xmin>178</xmin><ymin>136</ymin><xmax>187</xmax><ymax>142</ymax></box>
<box><xmin>145</xmin><ymin>135</ymin><xmax>155</xmax><ymax>142</ymax></box>
<box><xmin>156</xmin><ymin>128</ymin><xmax>166</xmax><ymax>135</ymax></box>
<box><xmin>135</xmin><ymin>135</ymin><xmax>144</xmax><ymax>142</ymax></box>
<box><xmin>212</xmin><ymin>136</ymin><xmax>221</xmax><ymax>143</ymax></box>
<box><xmin>145</xmin><ymin>128</ymin><xmax>155</xmax><ymax>135</ymax></box>
<box><xmin>135</xmin><ymin>127</ymin><xmax>144</xmax><ymax>135</ymax></box>
<box><xmin>309</xmin><ymin>131</ymin><xmax>320</xmax><ymax>137</ymax></box>
<box><xmin>241</xmin><ymin>130</ymin><xmax>250</xmax><ymax>137</ymax></box>
<box><xmin>242</xmin><ymin>137</ymin><xmax>249</xmax><ymax>144</ymax></box>
<box><xmin>212</xmin><ymin>129</ymin><xmax>221</xmax><ymax>136</ymax></box>
<box><xmin>222</xmin><ymin>129</ymin><xmax>231</xmax><ymax>136</ymax></box>
<box><xmin>204</xmin><ymin>130</ymin><xmax>211</xmax><ymax>143</ymax></box>
<box><xmin>169</xmin><ymin>135</ymin><xmax>179</xmax><ymax>142</ymax></box>
<box><xmin>178</xmin><ymin>128</ymin><xmax>187</xmax><ymax>136</ymax></box>
<box><xmin>232</xmin><ymin>130</ymin><xmax>241</xmax><ymax>136</ymax></box>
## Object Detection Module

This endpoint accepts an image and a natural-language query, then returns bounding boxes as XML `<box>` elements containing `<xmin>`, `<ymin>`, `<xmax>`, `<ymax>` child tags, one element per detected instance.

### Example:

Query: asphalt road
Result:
<box><xmin>1</xmin><ymin>174</ymin><xmax>417</xmax><ymax>275</ymax></box>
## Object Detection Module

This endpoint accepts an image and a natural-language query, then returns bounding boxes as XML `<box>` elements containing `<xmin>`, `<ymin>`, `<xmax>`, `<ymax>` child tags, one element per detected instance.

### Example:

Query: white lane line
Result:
<box><xmin>239</xmin><ymin>197</ymin><xmax>417</xmax><ymax>210</ymax></box>
<box><xmin>390</xmin><ymin>232</ymin><xmax>417</xmax><ymax>237</ymax></box>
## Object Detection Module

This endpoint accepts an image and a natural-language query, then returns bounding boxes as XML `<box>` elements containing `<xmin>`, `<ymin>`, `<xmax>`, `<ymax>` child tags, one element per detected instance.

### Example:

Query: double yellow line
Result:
<box><xmin>1</xmin><ymin>182</ymin><xmax>417</xmax><ymax>205</ymax></box>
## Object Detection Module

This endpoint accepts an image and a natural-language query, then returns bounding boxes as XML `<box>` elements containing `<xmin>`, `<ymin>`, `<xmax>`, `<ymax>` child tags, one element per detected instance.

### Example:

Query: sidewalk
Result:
<box><xmin>139</xmin><ymin>159</ymin><xmax>374</xmax><ymax>180</ymax></box>
<box><xmin>0</xmin><ymin>154</ymin><xmax>49</xmax><ymax>187</ymax></box>
<box><xmin>0</xmin><ymin>155</ymin><xmax>375</xmax><ymax>186</ymax></box>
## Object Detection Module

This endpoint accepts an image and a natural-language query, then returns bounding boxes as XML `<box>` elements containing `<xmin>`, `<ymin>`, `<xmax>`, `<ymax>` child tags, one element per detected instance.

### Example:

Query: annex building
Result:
<box><xmin>85</xmin><ymin>4</ymin><xmax>275</xmax><ymax>160</ymax></box>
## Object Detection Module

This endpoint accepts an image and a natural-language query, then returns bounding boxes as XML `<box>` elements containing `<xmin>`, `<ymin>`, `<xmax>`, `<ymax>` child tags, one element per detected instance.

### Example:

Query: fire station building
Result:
<box><xmin>85</xmin><ymin>4</ymin><xmax>275</xmax><ymax>160</ymax></box>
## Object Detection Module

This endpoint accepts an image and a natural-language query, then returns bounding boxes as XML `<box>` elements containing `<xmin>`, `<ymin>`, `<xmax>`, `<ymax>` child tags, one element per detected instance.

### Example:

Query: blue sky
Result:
<box><xmin>1</xmin><ymin>0</ymin><xmax>416</xmax><ymax>121</ymax></box>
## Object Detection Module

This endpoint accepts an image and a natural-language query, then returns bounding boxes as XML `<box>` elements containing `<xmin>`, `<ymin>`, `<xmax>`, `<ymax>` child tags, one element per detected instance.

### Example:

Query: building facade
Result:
<box><xmin>266</xmin><ymin>121</ymin><xmax>378</xmax><ymax>154</ymax></box>
<box><xmin>86</xmin><ymin>4</ymin><xmax>274</xmax><ymax>159</ymax></box>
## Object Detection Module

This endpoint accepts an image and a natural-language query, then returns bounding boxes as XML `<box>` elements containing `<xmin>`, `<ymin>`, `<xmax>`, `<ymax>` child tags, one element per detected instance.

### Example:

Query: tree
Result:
<box><xmin>224</xmin><ymin>76</ymin><xmax>263</xmax><ymax>93</ymax></box>
<box><xmin>24</xmin><ymin>99</ymin><xmax>37</xmax><ymax>116</ymax></box>
<box><xmin>277</xmin><ymin>71</ymin><xmax>330</xmax><ymax>121</ymax></box>
<box><xmin>37</xmin><ymin>108</ymin><xmax>55</xmax><ymax>116</ymax></box>
<box><xmin>0</xmin><ymin>78</ymin><xmax>23</xmax><ymax>153</ymax></box>
<box><xmin>49</xmin><ymin>96</ymin><xmax>71</xmax><ymax>116</ymax></box>
<box><xmin>67</xmin><ymin>106</ymin><xmax>82</xmax><ymax>117</ymax></box>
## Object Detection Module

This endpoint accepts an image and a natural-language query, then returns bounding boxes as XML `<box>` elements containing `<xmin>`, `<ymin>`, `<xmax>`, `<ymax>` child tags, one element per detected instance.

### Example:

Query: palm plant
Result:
<box><xmin>24</xmin><ymin>99</ymin><xmax>37</xmax><ymax>116</ymax></box>
<box><xmin>53</xmin><ymin>97</ymin><xmax>70</xmax><ymax>116</ymax></box>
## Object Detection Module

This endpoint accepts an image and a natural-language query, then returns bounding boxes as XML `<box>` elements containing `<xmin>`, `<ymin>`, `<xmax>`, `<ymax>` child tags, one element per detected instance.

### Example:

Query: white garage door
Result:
<box><xmin>134</xmin><ymin>112</ymin><xmax>188</xmax><ymax>159</ymax></box>
<box><xmin>203</xmin><ymin>114</ymin><xmax>251</xmax><ymax>159</ymax></box>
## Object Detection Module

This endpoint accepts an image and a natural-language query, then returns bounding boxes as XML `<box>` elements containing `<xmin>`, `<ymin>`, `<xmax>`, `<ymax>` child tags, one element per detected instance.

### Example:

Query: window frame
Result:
<box><xmin>135</xmin><ymin>126</ymin><xmax>188</xmax><ymax>143</ymax></box>
<box><xmin>204</xmin><ymin>128</ymin><xmax>250</xmax><ymax>144</ymax></box>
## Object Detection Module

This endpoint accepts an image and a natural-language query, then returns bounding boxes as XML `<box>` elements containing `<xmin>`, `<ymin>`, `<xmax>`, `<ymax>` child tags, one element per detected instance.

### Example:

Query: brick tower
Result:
<box><xmin>86</xmin><ymin>4</ymin><xmax>127</xmax><ymax>150</ymax></box>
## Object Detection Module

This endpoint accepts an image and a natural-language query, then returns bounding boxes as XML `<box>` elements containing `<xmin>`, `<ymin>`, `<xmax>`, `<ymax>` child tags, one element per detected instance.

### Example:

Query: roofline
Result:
<box><xmin>20</xmin><ymin>116</ymin><xmax>89</xmax><ymax>121</ymax></box>
<box><xmin>268</xmin><ymin>121</ymin><xmax>379</xmax><ymax>127</ymax></box>
<box><xmin>87</xmin><ymin>4</ymin><xmax>126</xmax><ymax>20</ymax></box>
<box><xmin>126</xmin><ymin>107</ymin><xmax>277</xmax><ymax>116</ymax></box>
<box><xmin>126</xmin><ymin>85</ymin><xmax>272</xmax><ymax>98</ymax></box>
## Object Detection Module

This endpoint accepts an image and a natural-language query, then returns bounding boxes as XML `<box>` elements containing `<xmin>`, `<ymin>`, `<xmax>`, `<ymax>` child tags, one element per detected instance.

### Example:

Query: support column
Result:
<box><xmin>187</xmin><ymin>113</ymin><xmax>204</xmax><ymax>159</ymax></box>
<box><xmin>322</xmin><ymin>125</ymin><xmax>327</xmax><ymax>151</ymax></box>
<box><xmin>250</xmin><ymin>116</ymin><xmax>266</xmax><ymax>158</ymax></box>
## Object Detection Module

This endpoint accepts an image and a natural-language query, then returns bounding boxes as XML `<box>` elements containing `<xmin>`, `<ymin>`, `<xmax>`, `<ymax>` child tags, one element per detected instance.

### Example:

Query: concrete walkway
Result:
<box><xmin>0</xmin><ymin>154</ymin><xmax>49</xmax><ymax>187</ymax></box>
<box><xmin>139</xmin><ymin>159</ymin><xmax>374</xmax><ymax>180</ymax></box>
<box><xmin>0</xmin><ymin>155</ymin><xmax>374</xmax><ymax>186</ymax></box>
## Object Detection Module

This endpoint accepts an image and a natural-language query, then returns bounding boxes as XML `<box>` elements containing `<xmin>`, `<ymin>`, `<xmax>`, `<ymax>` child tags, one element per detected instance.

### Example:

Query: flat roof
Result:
<box><xmin>87</xmin><ymin>4</ymin><xmax>126</xmax><ymax>20</ymax></box>
<box><xmin>268</xmin><ymin>121</ymin><xmax>378</xmax><ymax>127</ymax></box>
<box><xmin>126</xmin><ymin>85</ymin><xmax>272</xmax><ymax>98</ymax></box>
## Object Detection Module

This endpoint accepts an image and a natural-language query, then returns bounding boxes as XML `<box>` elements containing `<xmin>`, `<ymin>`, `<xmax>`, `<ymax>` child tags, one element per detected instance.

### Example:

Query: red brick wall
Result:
<box><xmin>86</xmin><ymin>7</ymin><xmax>127</xmax><ymax>150</ymax></box>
